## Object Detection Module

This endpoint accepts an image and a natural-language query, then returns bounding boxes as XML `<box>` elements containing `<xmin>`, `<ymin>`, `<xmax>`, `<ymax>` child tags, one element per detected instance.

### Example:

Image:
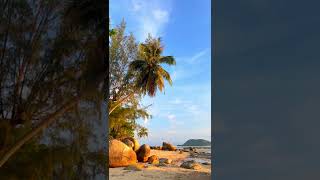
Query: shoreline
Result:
<box><xmin>109</xmin><ymin>149</ymin><xmax>212</xmax><ymax>180</ymax></box>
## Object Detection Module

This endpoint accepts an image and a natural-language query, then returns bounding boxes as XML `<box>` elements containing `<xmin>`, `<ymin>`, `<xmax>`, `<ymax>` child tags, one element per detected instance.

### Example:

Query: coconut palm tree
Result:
<box><xmin>108</xmin><ymin>36</ymin><xmax>176</xmax><ymax>115</ymax></box>
<box><xmin>131</xmin><ymin>36</ymin><xmax>176</xmax><ymax>96</ymax></box>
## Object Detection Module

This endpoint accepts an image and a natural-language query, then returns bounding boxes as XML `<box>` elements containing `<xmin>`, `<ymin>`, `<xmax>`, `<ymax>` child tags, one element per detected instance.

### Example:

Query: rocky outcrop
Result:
<box><xmin>162</xmin><ymin>142</ymin><xmax>176</xmax><ymax>151</ymax></box>
<box><xmin>136</xmin><ymin>144</ymin><xmax>151</xmax><ymax>162</ymax></box>
<box><xmin>109</xmin><ymin>139</ymin><xmax>137</xmax><ymax>168</ymax></box>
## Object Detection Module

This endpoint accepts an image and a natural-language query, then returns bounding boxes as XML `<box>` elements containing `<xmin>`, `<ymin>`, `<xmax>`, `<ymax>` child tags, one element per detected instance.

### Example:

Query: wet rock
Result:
<box><xmin>156</xmin><ymin>162</ymin><xmax>168</xmax><ymax>167</ymax></box>
<box><xmin>180</xmin><ymin>160</ymin><xmax>202</xmax><ymax>170</ymax></box>
<box><xmin>159</xmin><ymin>158</ymin><xmax>172</xmax><ymax>164</ymax></box>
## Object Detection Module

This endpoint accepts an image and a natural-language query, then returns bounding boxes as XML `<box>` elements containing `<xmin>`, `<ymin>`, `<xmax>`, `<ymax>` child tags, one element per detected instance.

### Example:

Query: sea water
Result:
<box><xmin>176</xmin><ymin>146</ymin><xmax>212</xmax><ymax>164</ymax></box>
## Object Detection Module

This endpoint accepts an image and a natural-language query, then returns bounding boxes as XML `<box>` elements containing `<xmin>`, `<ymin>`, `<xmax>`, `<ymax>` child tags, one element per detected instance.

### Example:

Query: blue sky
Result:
<box><xmin>110</xmin><ymin>0</ymin><xmax>211</xmax><ymax>145</ymax></box>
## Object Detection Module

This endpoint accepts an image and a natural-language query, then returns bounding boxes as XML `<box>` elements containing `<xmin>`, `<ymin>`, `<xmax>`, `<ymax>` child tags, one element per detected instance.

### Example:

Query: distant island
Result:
<box><xmin>178</xmin><ymin>139</ymin><xmax>211</xmax><ymax>146</ymax></box>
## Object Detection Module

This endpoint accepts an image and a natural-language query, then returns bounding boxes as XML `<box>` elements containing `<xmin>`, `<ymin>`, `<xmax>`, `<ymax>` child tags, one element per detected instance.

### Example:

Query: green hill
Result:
<box><xmin>179</xmin><ymin>139</ymin><xmax>211</xmax><ymax>146</ymax></box>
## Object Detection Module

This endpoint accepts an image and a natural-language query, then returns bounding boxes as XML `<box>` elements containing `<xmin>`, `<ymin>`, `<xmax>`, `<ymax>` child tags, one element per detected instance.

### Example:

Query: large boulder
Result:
<box><xmin>122</xmin><ymin>137</ymin><xmax>140</xmax><ymax>151</ymax></box>
<box><xmin>109</xmin><ymin>139</ymin><xmax>137</xmax><ymax>168</ymax></box>
<box><xmin>148</xmin><ymin>155</ymin><xmax>159</xmax><ymax>164</ymax></box>
<box><xmin>136</xmin><ymin>144</ymin><xmax>151</xmax><ymax>162</ymax></box>
<box><xmin>162</xmin><ymin>142</ymin><xmax>176</xmax><ymax>151</ymax></box>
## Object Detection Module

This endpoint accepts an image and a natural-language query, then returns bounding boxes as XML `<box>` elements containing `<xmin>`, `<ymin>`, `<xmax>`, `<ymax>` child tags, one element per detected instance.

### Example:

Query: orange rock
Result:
<box><xmin>136</xmin><ymin>144</ymin><xmax>151</xmax><ymax>162</ymax></box>
<box><xmin>109</xmin><ymin>139</ymin><xmax>137</xmax><ymax>168</ymax></box>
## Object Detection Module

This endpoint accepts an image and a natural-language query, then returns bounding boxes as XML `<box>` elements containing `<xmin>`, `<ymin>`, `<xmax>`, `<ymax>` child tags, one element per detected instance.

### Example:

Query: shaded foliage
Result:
<box><xmin>0</xmin><ymin>0</ymin><xmax>107</xmax><ymax>179</ymax></box>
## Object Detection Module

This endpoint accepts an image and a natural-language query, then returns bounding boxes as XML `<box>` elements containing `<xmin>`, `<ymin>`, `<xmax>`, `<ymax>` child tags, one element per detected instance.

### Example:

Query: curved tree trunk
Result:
<box><xmin>0</xmin><ymin>97</ymin><xmax>79</xmax><ymax>168</ymax></box>
<box><xmin>108</xmin><ymin>92</ymin><xmax>134</xmax><ymax>115</ymax></box>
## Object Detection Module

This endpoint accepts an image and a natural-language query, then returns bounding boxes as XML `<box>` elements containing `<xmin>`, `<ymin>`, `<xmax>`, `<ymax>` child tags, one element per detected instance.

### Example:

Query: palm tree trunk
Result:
<box><xmin>108</xmin><ymin>92</ymin><xmax>134</xmax><ymax>115</ymax></box>
<box><xmin>0</xmin><ymin>97</ymin><xmax>79</xmax><ymax>168</ymax></box>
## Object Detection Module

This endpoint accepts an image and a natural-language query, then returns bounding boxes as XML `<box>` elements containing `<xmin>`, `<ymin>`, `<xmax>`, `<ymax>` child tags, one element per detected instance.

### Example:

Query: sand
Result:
<box><xmin>109</xmin><ymin>150</ymin><xmax>212</xmax><ymax>180</ymax></box>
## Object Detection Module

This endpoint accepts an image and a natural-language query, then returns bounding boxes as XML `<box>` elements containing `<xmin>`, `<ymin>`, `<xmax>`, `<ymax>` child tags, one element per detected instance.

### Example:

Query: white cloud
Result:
<box><xmin>143</xmin><ymin>117</ymin><xmax>149</xmax><ymax>125</ymax></box>
<box><xmin>132</xmin><ymin>0</ymin><xmax>142</xmax><ymax>12</ymax></box>
<box><xmin>167</xmin><ymin>114</ymin><xmax>176</xmax><ymax>121</ymax></box>
<box><xmin>168</xmin><ymin>98</ymin><xmax>181</xmax><ymax>105</ymax></box>
<box><xmin>129</xmin><ymin>0</ymin><xmax>172</xmax><ymax>41</ymax></box>
<box><xmin>170</xmin><ymin>48</ymin><xmax>210</xmax><ymax>82</ymax></box>
<box><xmin>152</xmin><ymin>9</ymin><xmax>169</xmax><ymax>22</ymax></box>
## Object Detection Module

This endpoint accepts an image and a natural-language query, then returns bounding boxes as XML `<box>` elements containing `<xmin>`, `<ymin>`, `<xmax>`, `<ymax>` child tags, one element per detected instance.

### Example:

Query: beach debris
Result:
<box><xmin>202</xmin><ymin>162</ymin><xmax>211</xmax><ymax>165</ymax></box>
<box><xmin>148</xmin><ymin>155</ymin><xmax>160</xmax><ymax>164</ymax></box>
<box><xmin>162</xmin><ymin>142</ymin><xmax>177</xmax><ymax>151</ymax></box>
<box><xmin>109</xmin><ymin>140</ymin><xmax>137</xmax><ymax>168</ymax></box>
<box><xmin>124</xmin><ymin>163</ymin><xmax>143</xmax><ymax>171</ymax></box>
<box><xmin>150</xmin><ymin>146</ymin><xmax>162</xmax><ymax>150</ymax></box>
<box><xmin>159</xmin><ymin>158</ymin><xmax>172</xmax><ymax>164</ymax></box>
<box><xmin>188</xmin><ymin>147</ymin><xmax>198</xmax><ymax>153</ymax></box>
<box><xmin>136</xmin><ymin>144</ymin><xmax>151</xmax><ymax>162</ymax></box>
<box><xmin>121</xmin><ymin>137</ymin><xmax>140</xmax><ymax>151</ymax></box>
<box><xmin>180</xmin><ymin>160</ymin><xmax>202</xmax><ymax>170</ymax></box>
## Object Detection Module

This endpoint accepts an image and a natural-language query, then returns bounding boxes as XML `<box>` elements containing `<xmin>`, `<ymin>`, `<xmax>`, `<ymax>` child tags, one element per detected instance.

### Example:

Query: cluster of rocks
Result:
<box><xmin>183</xmin><ymin>147</ymin><xmax>197</xmax><ymax>152</ymax></box>
<box><xmin>109</xmin><ymin>138</ymin><xmax>207</xmax><ymax>171</ymax></box>
<box><xmin>109</xmin><ymin>138</ymin><xmax>177</xmax><ymax>168</ymax></box>
<box><xmin>150</xmin><ymin>142</ymin><xmax>177</xmax><ymax>151</ymax></box>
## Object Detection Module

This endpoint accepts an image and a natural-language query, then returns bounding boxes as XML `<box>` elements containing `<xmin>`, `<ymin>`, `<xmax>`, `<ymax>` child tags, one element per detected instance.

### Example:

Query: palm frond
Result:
<box><xmin>129</xmin><ymin>60</ymin><xmax>147</xmax><ymax>71</ymax></box>
<box><xmin>159</xmin><ymin>56</ymin><xmax>176</xmax><ymax>65</ymax></box>
<box><xmin>158</xmin><ymin>66</ymin><xmax>172</xmax><ymax>86</ymax></box>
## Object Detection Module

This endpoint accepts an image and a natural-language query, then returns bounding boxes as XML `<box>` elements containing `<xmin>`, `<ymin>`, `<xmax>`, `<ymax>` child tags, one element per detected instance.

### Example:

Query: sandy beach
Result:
<box><xmin>109</xmin><ymin>149</ymin><xmax>212</xmax><ymax>180</ymax></box>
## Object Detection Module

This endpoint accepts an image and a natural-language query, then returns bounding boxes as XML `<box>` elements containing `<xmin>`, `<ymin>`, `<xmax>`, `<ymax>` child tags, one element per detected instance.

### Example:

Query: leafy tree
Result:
<box><xmin>137</xmin><ymin>126</ymin><xmax>148</xmax><ymax>138</ymax></box>
<box><xmin>108</xmin><ymin>20</ymin><xmax>151</xmax><ymax>139</ymax></box>
<box><xmin>0</xmin><ymin>0</ymin><xmax>107</xmax><ymax>178</ymax></box>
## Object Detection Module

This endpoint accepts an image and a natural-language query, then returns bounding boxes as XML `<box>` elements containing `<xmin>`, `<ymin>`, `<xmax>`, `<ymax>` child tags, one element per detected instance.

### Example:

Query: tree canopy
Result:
<box><xmin>108</xmin><ymin>21</ymin><xmax>176</xmax><ymax>140</ymax></box>
<box><xmin>0</xmin><ymin>0</ymin><xmax>107</xmax><ymax>179</ymax></box>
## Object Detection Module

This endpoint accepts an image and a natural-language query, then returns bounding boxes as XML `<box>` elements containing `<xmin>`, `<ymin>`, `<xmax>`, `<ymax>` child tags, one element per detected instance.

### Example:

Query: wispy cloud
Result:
<box><xmin>170</xmin><ymin>48</ymin><xmax>210</xmax><ymax>82</ymax></box>
<box><xmin>129</xmin><ymin>0</ymin><xmax>172</xmax><ymax>41</ymax></box>
<box><xmin>131</xmin><ymin>0</ymin><xmax>143</xmax><ymax>11</ymax></box>
<box><xmin>188</xmin><ymin>48</ymin><xmax>210</xmax><ymax>63</ymax></box>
